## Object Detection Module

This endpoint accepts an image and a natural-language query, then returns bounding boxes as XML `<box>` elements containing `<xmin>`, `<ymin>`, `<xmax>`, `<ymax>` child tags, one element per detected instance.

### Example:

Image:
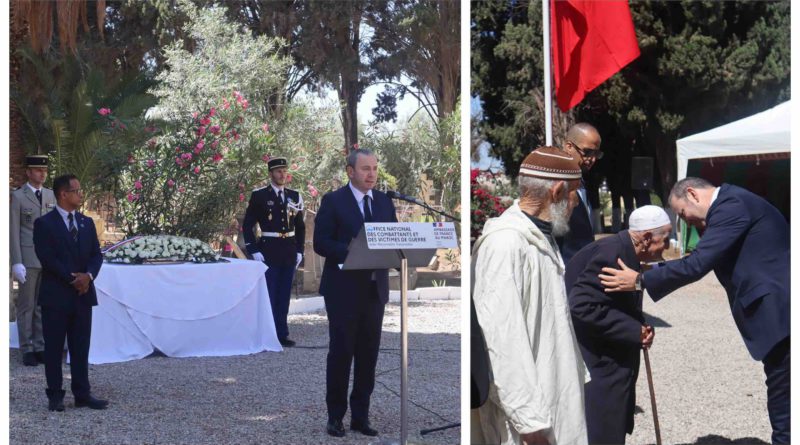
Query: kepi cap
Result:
<box><xmin>26</xmin><ymin>155</ymin><xmax>48</xmax><ymax>168</ymax></box>
<box><xmin>268</xmin><ymin>157</ymin><xmax>288</xmax><ymax>171</ymax></box>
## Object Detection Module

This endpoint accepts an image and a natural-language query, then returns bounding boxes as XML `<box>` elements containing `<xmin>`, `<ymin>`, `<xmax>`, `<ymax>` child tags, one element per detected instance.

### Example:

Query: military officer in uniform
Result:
<box><xmin>243</xmin><ymin>157</ymin><xmax>306</xmax><ymax>347</ymax></box>
<box><xmin>10</xmin><ymin>155</ymin><xmax>57</xmax><ymax>366</ymax></box>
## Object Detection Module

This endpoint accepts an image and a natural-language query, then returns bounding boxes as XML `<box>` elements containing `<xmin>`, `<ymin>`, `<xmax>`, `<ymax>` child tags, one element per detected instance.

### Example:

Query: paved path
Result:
<box><xmin>10</xmin><ymin>300</ymin><xmax>460</xmax><ymax>445</ymax></box>
<box><xmin>630</xmin><ymin>274</ymin><xmax>772</xmax><ymax>445</ymax></box>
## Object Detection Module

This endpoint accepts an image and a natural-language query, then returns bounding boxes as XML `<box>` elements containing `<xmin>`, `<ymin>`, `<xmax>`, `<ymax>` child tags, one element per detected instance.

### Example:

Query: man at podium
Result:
<box><xmin>313</xmin><ymin>148</ymin><xmax>398</xmax><ymax>438</ymax></box>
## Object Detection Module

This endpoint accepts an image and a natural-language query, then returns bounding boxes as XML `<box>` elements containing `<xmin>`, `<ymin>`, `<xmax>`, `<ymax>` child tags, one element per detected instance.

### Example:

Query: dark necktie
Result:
<box><xmin>363</xmin><ymin>195</ymin><xmax>373</xmax><ymax>222</ymax></box>
<box><xmin>278</xmin><ymin>190</ymin><xmax>284</xmax><ymax>204</ymax></box>
<box><xmin>35</xmin><ymin>190</ymin><xmax>42</xmax><ymax>205</ymax></box>
<box><xmin>68</xmin><ymin>213</ymin><xmax>78</xmax><ymax>242</ymax></box>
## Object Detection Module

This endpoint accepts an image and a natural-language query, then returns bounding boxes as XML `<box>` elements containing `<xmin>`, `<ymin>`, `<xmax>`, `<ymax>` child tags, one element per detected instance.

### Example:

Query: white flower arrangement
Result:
<box><xmin>104</xmin><ymin>235</ymin><xmax>221</xmax><ymax>264</ymax></box>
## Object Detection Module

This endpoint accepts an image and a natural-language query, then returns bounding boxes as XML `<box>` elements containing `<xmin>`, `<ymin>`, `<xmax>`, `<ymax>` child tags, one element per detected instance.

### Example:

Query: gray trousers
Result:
<box><xmin>16</xmin><ymin>268</ymin><xmax>44</xmax><ymax>353</ymax></box>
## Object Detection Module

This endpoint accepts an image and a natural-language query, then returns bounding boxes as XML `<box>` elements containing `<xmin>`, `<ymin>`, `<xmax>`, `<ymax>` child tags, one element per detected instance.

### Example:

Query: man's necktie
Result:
<box><xmin>363</xmin><ymin>196</ymin><xmax>373</xmax><ymax>222</ymax></box>
<box><xmin>68</xmin><ymin>213</ymin><xmax>78</xmax><ymax>242</ymax></box>
<box><xmin>278</xmin><ymin>190</ymin><xmax>284</xmax><ymax>204</ymax></box>
<box><xmin>35</xmin><ymin>190</ymin><xmax>42</xmax><ymax>205</ymax></box>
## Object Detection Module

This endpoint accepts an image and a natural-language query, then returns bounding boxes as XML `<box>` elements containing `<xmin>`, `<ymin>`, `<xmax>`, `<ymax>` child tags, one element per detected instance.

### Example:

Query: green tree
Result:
<box><xmin>472</xmin><ymin>0</ymin><xmax>790</xmax><ymax>200</ymax></box>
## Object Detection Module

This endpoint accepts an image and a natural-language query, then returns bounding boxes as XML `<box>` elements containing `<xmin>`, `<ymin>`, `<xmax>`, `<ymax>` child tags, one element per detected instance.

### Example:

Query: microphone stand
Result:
<box><xmin>385</xmin><ymin>192</ymin><xmax>461</xmax><ymax>441</ymax></box>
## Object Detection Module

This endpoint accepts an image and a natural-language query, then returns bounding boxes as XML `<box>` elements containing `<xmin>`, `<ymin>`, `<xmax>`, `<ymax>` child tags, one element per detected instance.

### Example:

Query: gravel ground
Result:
<box><xmin>629</xmin><ymin>273</ymin><xmax>772</xmax><ymax>445</ymax></box>
<box><xmin>10</xmin><ymin>299</ymin><xmax>460</xmax><ymax>445</ymax></box>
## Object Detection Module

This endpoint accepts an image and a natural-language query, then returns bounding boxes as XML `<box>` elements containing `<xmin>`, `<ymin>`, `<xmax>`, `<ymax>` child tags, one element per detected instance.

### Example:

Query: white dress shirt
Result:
<box><xmin>348</xmin><ymin>182</ymin><xmax>374</xmax><ymax>218</ymax></box>
<box><xmin>55</xmin><ymin>205</ymin><xmax>77</xmax><ymax>232</ymax></box>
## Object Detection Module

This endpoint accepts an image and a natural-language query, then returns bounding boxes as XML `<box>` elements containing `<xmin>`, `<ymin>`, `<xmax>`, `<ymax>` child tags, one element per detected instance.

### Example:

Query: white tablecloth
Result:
<box><xmin>87</xmin><ymin>258</ymin><xmax>281</xmax><ymax>364</ymax></box>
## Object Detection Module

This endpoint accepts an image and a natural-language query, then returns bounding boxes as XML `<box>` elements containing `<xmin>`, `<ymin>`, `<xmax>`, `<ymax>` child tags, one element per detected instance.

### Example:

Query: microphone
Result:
<box><xmin>387</xmin><ymin>190</ymin><xmax>426</xmax><ymax>206</ymax></box>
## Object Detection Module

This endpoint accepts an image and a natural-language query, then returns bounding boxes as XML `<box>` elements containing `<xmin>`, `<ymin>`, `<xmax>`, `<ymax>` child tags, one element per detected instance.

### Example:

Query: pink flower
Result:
<box><xmin>286</xmin><ymin>174</ymin><xmax>293</xmax><ymax>183</ymax></box>
<box><xmin>233</xmin><ymin>90</ymin><xmax>242</xmax><ymax>100</ymax></box>
<box><xmin>233</xmin><ymin>133</ymin><xmax>240</xmax><ymax>141</ymax></box>
<box><xmin>126</xmin><ymin>192</ymin><xmax>138</xmax><ymax>202</ymax></box>
<box><xmin>134</xmin><ymin>180</ymin><xmax>143</xmax><ymax>190</ymax></box>
<box><xmin>167</xmin><ymin>179</ymin><xmax>175</xmax><ymax>188</ymax></box>
<box><xmin>118</xmin><ymin>121</ymin><xmax>127</xmax><ymax>130</ymax></box>
<box><xmin>200</xmin><ymin>117</ymin><xmax>211</xmax><ymax>126</ymax></box>
<box><xmin>146</xmin><ymin>159</ymin><xmax>155</xmax><ymax>168</ymax></box>
<box><xmin>98</xmin><ymin>108</ymin><xmax>112</xmax><ymax>116</ymax></box>
<box><xmin>196</xmin><ymin>126</ymin><xmax>206</xmax><ymax>136</ymax></box>
<box><xmin>262</xmin><ymin>123</ymin><xmax>270</xmax><ymax>133</ymax></box>
<box><xmin>291</xmin><ymin>163</ymin><xmax>298</xmax><ymax>170</ymax></box>
<box><xmin>211</xmin><ymin>140</ymin><xmax>219</xmax><ymax>149</ymax></box>
<box><xmin>209</xmin><ymin>125</ymin><xmax>221</xmax><ymax>135</ymax></box>
<box><xmin>222</xmin><ymin>99</ymin><xmax>231</xmax><ymax>110</ymax></box>
<box><xmin>145</xmin><ymin>126</ymin><xmax>157</xmax><ymax>133</ymax></box>
<box><xmin>308</xmin><ymin>185</ymin><xmax>319</xmax><ymax>197</ymax></box>
<box><xmin>353</xmin><ymin>143</ymin><xmax>359</xmax><ymax>149</ymax></box>
<box><xmin>193</xmin><ymin>166</ymin><xmax>201</xmax><ymax>174</ymax></box>
<box><xmin>147</xmin><ymin>139</ymin><xmax>157</xmax><ymax>149</ymax></box>
<box><xmin>239</xmin><ymin>193</ymin><xmax>245</xmax><ymax>202</ymax></box>
<box><xmin>127</xmin><ymin>155</ymin><xmax>135</xmax><ymax>164</ymax></box>
<box><xmin>212</xmin><ymin>153</ymin><xmax>223</xmax><ymax>163</ymax></box>
<box><xmin>238</xmin><ymin>183</ymin><xmax>245</xmax><ymax>191</ymax></box>
<box><xmin>209</xmin><ymin>107</ymin><xmax>217</xmax><ymax>117</ymax></box>
<box><xmin>241</xmin><ymin>99</ymin><xmax>249</xmax><ymax>109</ymax></box>
<box><xmin>175</xmin><ymin>157</ymin><xmax>183</xmax><ymax>166</ymax></box>
<box><xmin>192</xmin><ymin>112</ymin><xmax>199</xmax><ymax>119</ymax></box>
<box><xmin>261</xmin><ymin>154</ymin><xmax>271</xmax><ymax>163</ymax></box>
<box><xmin>178</xmin><ymin>186</ymin><xmax>186</xmax><ymax>193</ymax></box>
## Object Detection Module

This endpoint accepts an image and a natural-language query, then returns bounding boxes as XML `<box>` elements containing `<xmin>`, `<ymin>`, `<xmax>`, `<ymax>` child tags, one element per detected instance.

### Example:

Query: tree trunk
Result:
<box><xmin>436</xmin><ymin>0</ymin><xmax>459</xmax><ymax>121</ymax></box>
<box><xmin>9</xmin><ymin>0</ymin><xmax>28</xmax><ymax>189</ymax></box>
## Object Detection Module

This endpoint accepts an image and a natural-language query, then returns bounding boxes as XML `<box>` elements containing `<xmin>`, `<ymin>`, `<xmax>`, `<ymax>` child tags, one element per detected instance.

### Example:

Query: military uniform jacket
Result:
<box><xmin>11</xmin><ymin>184</ymin><xmax>56</xmax><ymax>268</ymax></box>
<box><xmin>242</xmin><ymin>185</ymin><xmax>305</xmax><ymax>267</ymax></box>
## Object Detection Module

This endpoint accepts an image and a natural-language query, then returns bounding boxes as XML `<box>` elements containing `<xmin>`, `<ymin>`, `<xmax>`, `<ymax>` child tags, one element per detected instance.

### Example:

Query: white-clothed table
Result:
<box><xmin>86</xmin><ymin>258</ymin><xmax>281</xmax><ymax>364</ymax></box>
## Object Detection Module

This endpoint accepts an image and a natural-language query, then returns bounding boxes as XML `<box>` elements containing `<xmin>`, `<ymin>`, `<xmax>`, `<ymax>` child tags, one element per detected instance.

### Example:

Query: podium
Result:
<box><xmin>343</xmin><ymin>222</ymin><xmax>458</xmax><ymax>445</ymax></box>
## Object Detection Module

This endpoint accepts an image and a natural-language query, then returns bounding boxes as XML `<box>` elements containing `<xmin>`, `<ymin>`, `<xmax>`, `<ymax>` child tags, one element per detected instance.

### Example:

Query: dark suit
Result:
<box><xmin>643</xmin><ymin>184</ymin><xmax>790</xmax><ymax>444</ymax></box>
<box><xmin>33</xmin><ymin>208</ymin><xmax>102</xmax><ymax>400</ymax></box>
<box><xmin>558</xmin><ymin>181</ymin><xmax>594</xmax><ymax>264</ymax></box>
<box><xmin>243</xmin><ymin>185</ymin><xmax>305</xmax><ymax>341</ymax></box>
<box><xmin>566</xmin><ymin>231</ymin><xmax>643</xmax><ymax>445</ymax></box>
<box><xmin>313</xmin><ymin>184</ymin><xmax>397</xmax><ymax>423</ymax></box>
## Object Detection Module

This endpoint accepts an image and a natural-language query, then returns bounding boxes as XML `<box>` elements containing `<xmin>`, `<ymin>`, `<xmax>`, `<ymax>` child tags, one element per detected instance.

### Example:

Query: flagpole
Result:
<box><xmin>542</xmin><ymin>0</ymin><xmax>553</xmax><ymax>146</ymax></box>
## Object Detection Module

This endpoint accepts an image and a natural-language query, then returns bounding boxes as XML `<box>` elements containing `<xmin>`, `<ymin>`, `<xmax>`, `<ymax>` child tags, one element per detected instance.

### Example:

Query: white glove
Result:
<box><xmin>252</xmin><ymin>252</ymin><xmax>265</xmax><ymax>262</ymax></box>
<box><xmin>12</xmin><ymin>263</ymin><xmax>26</xmax><ymax>284</ymax></box>
<box><xmin>296</xmin><ymin>253</ymin><xmax>303</xmax><ymax>269</ymax></box>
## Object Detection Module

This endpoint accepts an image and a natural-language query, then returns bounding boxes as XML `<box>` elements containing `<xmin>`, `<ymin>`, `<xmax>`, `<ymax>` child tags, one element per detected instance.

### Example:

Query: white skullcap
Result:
<box><xmin>629</xmin><ymin>205</ymin><xmax>671</xmax><ymax>231</ymax></box>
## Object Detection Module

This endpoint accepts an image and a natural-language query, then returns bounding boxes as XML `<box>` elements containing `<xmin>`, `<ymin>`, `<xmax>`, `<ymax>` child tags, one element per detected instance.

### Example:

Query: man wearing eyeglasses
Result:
<box><xmin>33</xmin><ymin>174</ymin><xmax>107</xmax><ymax>412</ymax></box>
<box><xmin>557</xmin><ymin>122</ymin><xmax>603</xmax><ymax>264</ymax></box>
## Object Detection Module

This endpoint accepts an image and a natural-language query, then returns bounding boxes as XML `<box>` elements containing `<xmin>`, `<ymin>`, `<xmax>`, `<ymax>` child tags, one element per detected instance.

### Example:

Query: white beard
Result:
<box><xmin>550</xmin><ymin>199</ymin><xmax>571</xmax><ymax>237</ymax></box>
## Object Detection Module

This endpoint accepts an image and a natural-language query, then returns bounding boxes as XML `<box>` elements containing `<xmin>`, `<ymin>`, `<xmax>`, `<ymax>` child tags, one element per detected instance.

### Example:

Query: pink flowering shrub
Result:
<box><xmin>108</xmin><ymin>92</ymin><xmax>276</xmax><ymax>242</ymax></box>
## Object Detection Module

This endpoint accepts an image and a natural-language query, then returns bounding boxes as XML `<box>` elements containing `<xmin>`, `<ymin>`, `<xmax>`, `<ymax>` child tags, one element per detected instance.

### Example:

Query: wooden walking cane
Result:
<box><xmin>643</xmin><ymin>348</ymin><xmax>662</xmax><ymax>445</ymax></box>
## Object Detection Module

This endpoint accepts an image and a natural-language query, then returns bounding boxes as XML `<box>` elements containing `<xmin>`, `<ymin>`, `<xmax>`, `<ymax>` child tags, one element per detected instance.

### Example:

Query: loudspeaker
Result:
<box><xmin>631</xmin><ymin>157</ymin><xmax>654</xmax><ymax>190</ymax></box>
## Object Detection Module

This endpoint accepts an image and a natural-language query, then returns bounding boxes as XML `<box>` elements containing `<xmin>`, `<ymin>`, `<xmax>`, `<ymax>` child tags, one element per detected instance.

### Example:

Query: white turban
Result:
<box><xmin>629</xmin><ymin>205</ymin><xmax>671</xmax><ymax>231</ymax></box>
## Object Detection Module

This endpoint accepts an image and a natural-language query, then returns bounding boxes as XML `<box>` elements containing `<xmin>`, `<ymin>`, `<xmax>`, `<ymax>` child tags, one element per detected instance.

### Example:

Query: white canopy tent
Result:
<box><xmin>676</xmin><ymin>100</ymin><xmax>790</xmax><ymax>180</ymax></box>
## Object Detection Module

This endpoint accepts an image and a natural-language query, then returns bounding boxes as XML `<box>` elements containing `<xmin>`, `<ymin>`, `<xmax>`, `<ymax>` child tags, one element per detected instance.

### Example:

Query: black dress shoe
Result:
<box><xmin>46</xmin><ymin>389</ymin><xmax>65</xmax><ymax>412</ymax></box>
<box><xmin>48</xmin><ymin>399</ymin><xmax>65</xmax><ymax>412</ymax></box>
<box><xmin>327</xmin><ymin>419</ymin><xmax>345</xmax><ymax>437</ymax></box>
<box><xmin>35</xmin><ymin>351</ymin><xmax>46</xmax><ymax>364</ymax></box>
<box><xmin>22</xmin><ymin>352</ymin><xmax>38</xmax><ymax>366</ymax></box>
<box><xmin>351</xmin><ymin>420</ymin><xmax>379</xmax><ymax>436</ymax></box>
<box><xmin>279</xmin><ymin>338</ymin><xmax>296</xmax><ymax>347</ymax></box>
<box><xmin>74</xmin><ymin>395</ymin><xmax>108</xmax><ymax>410</ymax></box>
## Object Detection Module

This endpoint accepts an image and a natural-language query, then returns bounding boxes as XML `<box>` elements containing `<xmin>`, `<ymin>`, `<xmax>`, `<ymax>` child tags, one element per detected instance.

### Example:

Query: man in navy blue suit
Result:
<box><xmin>600</xmin><ymin>177</ymin><xmax>790</xmax><ymax>444</ymax></box>
<box><xmin>33</xmin><ymin>174</ymin><xmax>107</xmax><ymax>412</ymax></box>
<box><xmin>566</xmin><ymin>205</ymin><xmax>666</xmax><ymax>445</ymax></box>
<box><xmin>314</xmin><ymin>148</ymin><xmax>397</xmax><ymax>438</ymax></box>
<box><xmin>557</xmin><ymin>123</ymin><xmax>603</xmax><ymax>264</ymax></box>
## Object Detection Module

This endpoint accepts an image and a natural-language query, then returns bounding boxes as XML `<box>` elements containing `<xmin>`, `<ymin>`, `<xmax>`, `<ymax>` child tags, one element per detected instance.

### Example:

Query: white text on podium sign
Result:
<box><xmin>364</xmin><ymin>222</ymin><xmax>458</xmax><ymax>249</ymax></box>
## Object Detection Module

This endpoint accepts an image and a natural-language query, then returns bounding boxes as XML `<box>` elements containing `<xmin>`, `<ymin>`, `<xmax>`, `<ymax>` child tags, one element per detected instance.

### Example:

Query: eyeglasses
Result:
<box><xmin>568</xmin><ymin>140</ymin><xmax>604</xmax><ymax>160</ymax></box>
